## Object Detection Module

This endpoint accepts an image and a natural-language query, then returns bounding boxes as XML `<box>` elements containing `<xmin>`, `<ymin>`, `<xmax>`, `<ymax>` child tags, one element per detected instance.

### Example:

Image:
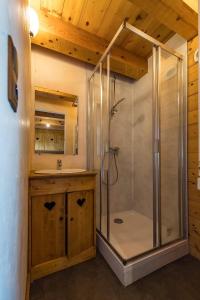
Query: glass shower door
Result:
<box><xmin>100</xmin><ymin>57</ymin><xmax>110</xmax><ymax>240</ymax></box>
<box><xmin>88</xmin><ymin>57</ymin><xmax>110</xmax><ymax>240</ymax></box>
<box><xmin>159</xmin><ymin>48</ymin><xmax>184</xmax><ymax>245</ymax></box>
<box><xmin>88</xmin><ymin>68</ymin><xmax>101</xmax><ymax>232</ymax></box>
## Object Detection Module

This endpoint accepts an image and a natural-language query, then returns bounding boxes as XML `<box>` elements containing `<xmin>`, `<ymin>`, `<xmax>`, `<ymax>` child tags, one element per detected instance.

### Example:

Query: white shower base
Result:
<box><xmin>101</xmin><ymin>209</ymin><xmax>179</xmax><ymax>260</ymax></box>
<box><xmin>97</xmin><ymin>233</ymin><xmax>189</xmax><ymax>286</ymax></box>
<box><xmin>101</xmin><ymin>210</ymin><xmax>153</xmax><ymax>260</ymax></box>
<box><xmin>98</xmin><ymin>209</ymin><xmax>189</xmax><ymax>286</ymax></box>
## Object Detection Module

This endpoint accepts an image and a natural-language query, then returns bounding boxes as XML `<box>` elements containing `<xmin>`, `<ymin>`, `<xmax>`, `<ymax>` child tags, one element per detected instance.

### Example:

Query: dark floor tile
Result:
<box><xmin>30</xmin><ymin>279</ymin><xmax>45</xmax><ymax>300</ymax></box>
<box><xmin>30</xmin><ymin>253</ymin><xmax>200</xmax><ymax>300</ymax></box>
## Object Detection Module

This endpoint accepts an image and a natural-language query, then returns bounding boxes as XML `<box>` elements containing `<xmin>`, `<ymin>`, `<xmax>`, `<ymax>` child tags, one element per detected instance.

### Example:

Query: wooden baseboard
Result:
<box><xmin>25</xmin><ymin>273</ymin><xmax>30</xmax><ymax>300</ymax></box>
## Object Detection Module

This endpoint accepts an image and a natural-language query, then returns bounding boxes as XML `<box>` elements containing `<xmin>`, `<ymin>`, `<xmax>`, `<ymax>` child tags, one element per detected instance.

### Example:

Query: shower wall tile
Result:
<box><xmin>109</xmin><ymin>76</ymin><xmax>134</xmax><ymax>213</ymax></box>
<box><xmin>131</xmin><ymin>57</ymin><xmax>154</xmax><ymax>220</ymax></box>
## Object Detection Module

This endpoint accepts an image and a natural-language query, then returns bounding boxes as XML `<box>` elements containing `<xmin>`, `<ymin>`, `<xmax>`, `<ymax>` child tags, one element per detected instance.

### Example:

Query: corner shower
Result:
<box><xmin>87</xmin><ymin>22</ymin><xmax>188</xmax><ymax>285</ymax></box>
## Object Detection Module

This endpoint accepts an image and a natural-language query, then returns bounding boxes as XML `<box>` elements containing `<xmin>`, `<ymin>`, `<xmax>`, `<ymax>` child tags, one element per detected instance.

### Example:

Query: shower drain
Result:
<box><xmin>114</xmin><ymin>218</ymin><xmax>124</xmax><ymax>224</ymax></box>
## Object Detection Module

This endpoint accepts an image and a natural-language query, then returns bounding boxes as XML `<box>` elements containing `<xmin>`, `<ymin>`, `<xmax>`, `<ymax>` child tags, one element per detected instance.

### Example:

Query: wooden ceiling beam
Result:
<box><xmin>128</xmin><ymin>0</ymin><xmax>198</xmax><ymax>40</ymax></box>
<box><xmin>31</xmin><ymin>11</ymin><xmax>148</xmax><ymax>80</ymax></box>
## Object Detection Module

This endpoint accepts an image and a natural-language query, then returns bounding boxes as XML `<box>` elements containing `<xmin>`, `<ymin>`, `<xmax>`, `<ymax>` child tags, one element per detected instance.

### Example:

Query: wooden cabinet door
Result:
<box><xmin>31</xmin><ymin>193</ymin><xmax>65</xmax><ymax>266</ymax></box>
<box><xmin>67</xmin><ymin>190</ymin><xmax>94</xmax><ymax>257</ymax></box>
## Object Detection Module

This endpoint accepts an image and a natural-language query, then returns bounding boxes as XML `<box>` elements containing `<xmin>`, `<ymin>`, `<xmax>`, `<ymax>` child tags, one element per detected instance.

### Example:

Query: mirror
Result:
<box><xmin>34</xmin><ymin>87</ymin><xmax>78</xmax><ymax>155</ymax></box>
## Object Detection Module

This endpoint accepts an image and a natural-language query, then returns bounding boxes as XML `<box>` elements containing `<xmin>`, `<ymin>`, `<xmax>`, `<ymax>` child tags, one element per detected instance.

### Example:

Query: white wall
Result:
<box><xmin>0</xmin><ymin>1</ymin><xmax>31</xmax><ymax>300</ymax></box>
<box><xmin>31</xmin><ymin>46</ymin><xmax>90</xmax><ymax>170</ymax></box>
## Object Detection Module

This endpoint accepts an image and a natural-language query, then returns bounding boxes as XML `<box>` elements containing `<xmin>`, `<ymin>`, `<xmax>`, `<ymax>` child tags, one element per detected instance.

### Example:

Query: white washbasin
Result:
<box><xmin>35</xmin><ymin>169</ymin><xmax>86</xmax><ymax>174</ymax></box>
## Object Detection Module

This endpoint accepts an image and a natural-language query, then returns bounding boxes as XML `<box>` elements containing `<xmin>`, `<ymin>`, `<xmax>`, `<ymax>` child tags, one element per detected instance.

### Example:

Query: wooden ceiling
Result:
<box><xmin>30</xmin><ymin>0</ymin><xmax>198</xmax><ymax>79</ymax></box>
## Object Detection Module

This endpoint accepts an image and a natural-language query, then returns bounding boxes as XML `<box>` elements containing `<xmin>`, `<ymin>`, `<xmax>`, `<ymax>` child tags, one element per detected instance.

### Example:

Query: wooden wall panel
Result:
<box><xmin>40</xmin><ymin>0</ymin><xmax>65</xmax><ymax>17</ymax></box>
<box><xmin>128</xmin><ymin>0</ymin><xmax>198</xmax><ymax>40</ymax></box>
<box><xmin>187</xmin><ymin>35</ymin><xmax>200</xmax><ymax>260</ymax></box>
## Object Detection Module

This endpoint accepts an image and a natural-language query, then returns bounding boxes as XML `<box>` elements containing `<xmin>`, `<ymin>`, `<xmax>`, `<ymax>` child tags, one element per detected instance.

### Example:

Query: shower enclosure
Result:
<box><xmin>88</xmin><ymin>22</ymin><xmax>188</xmax><ymax>285</ymax></box>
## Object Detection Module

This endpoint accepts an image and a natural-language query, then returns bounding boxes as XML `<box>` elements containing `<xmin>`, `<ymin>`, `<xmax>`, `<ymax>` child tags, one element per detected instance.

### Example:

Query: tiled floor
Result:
<box><xmin>31</xmin><ymin>253</ymin><xmax>200</xmax><ymax>300</ymax></box>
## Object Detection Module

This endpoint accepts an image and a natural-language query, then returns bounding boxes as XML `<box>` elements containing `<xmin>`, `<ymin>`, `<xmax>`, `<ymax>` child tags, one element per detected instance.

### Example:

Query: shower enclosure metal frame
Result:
<box><xmin>87</xmin><ymin>21</ymin><xmax>187</xmax><ymax>264</ymax></box>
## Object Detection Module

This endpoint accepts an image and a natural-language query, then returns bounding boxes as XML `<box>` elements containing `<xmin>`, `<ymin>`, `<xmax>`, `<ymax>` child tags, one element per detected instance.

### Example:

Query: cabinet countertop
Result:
<box><xmin>29</xmin><ymin>170</ymin><xmax>97</xmax><ymax>180</ymax></box>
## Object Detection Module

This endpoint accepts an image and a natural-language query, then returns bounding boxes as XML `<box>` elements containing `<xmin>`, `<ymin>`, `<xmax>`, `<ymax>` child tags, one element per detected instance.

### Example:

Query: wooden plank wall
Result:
<box><xmin>187</xmin><ymin>35</ymin><xmax>200</xmax><ymax>259</ymax></box>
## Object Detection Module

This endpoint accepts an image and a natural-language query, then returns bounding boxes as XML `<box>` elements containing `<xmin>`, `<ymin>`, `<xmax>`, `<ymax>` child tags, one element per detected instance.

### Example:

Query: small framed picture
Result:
<box><xmin>8</xmin><ymin>35</ymin><xmax>18</xmax><ymax>112</ymax></box>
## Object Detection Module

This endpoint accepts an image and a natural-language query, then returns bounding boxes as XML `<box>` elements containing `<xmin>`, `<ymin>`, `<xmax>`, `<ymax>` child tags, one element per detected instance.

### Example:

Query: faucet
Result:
<box><xmin>109</xmin><ymin>146</ymin><xmax>120</xmax><ymax>155</ymax></box>
<box><xmin>57</xmin><ymin>159</ymin><xmax>62</xmax><ymax>170</ymax></box>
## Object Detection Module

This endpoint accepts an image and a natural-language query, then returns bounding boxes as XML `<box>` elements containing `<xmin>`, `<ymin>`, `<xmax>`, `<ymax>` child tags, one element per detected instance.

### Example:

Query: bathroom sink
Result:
<box><xmin>35</xmin><ymin>169</ymin><xmax>86</xmax><ymax>174</ymax></box>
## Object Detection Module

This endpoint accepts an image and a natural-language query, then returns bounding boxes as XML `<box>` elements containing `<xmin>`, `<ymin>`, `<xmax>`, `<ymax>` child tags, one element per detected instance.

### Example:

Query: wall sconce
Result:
<box><xmin>28</xmin><ymin>7</ymin><xmax>39</xmax><ymax>37</ymax></box>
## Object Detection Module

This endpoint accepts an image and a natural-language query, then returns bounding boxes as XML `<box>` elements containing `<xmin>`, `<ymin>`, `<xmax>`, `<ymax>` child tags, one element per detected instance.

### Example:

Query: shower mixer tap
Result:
<box><xmin>109</xmin><ymin>146</ymin><xmax>120</xmax><ymax>155</ymax></box>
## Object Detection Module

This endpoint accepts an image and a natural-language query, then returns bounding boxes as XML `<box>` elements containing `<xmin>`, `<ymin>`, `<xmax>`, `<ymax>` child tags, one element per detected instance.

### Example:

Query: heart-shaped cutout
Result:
<box><xmin>77</xmin><ymin>198</ymin><xmax>86</xmax><ymax>207</ymax></box>
<box><xmin>44</xmin><ymin>201</ymin><xmax>56</xmax><ymax>211</ymax></box>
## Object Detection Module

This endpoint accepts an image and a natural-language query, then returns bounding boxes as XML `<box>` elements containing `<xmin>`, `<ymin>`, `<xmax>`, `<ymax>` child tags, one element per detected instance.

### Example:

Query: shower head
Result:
<box><xmin>110</xmin><ymin>97</ymin><xmax>126</xmax><ymax>117</ymax></box>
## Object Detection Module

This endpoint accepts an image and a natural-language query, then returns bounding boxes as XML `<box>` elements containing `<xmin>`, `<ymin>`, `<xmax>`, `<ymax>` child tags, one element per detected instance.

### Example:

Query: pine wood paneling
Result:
<box><xmin>128</xmin><ymin>0</ymin><xmax>198</xmax><ymax>40</ymax></box>
<box><xmin>187</xmin><ymin>35</ymin><xmax>200</xmax><ymax>260</ymax></box>
<box><xmin>188</xmin><ymin>152</ymin><xmax>198</xmax><ymax>170</ymax></box>
<box><xmin>188</xmin><ymin>94</ymin><xmax>198</xmax><ymax>112</ymax></box>
<box><xmin>188</xmin><ymin>34</ymin><xmax>199</xmax><ymax>54</ymax></box>
<box><xmin>40</xmin><ymin>0</ymin><xmax>65</xmax><ymax>17</ymax></box>
<box><xmin>41</xmin><ymin>0</ymin><xmax>174</xmax><ymax>49</ymax></box>
<box><xmin>188</xmin><ymin>79</ymin><xmax>198</xmax><ymax>97</ymax></box>
<box><xmin>162</xmin><ymin>0</ymin><xmax>198</xmax><ymax>29</ymax></box>
<box><xmin>77</xmin><ymin>0</ymin><xmax>111</xmax><ymax>34</ymax></box>
<box><xmin>30</xmin><ymin>0</ymin><xmax>198</xmax><ymax>79</ymax></box>
<box><xmin>188</xmin><ymin>63</ymin><xmax>198</xmax><ymax>82</ymax></box>
<box><xmin>96</xmin><ymin>0</ymin><xmax>142</xmax><ymax>41</ymax></box>
<box><xmin>30</xmin><ymin>0</ymin><xmax>198</xmax><ymax>80</ymax></box>
<box><xmin>62</xmin><ymin>0</ymin><xmax>86</xmax><ymax>25</ymax></box>
<box><xmin>188</xmin><ymin>110</ymin><xmax>198</xmax><ymax>125</ymax></box>
<box><xmin>32</xmin><ymin>11</ymin><xmax>148</xmax><ymax>80</ymax></box>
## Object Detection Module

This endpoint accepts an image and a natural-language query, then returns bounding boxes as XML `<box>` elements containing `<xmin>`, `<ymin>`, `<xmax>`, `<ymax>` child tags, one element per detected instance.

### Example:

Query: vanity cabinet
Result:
<box><xmin>29</xmin><ymin>172</ymin><xmax>96</xmax><ymax>281</ymax></box>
